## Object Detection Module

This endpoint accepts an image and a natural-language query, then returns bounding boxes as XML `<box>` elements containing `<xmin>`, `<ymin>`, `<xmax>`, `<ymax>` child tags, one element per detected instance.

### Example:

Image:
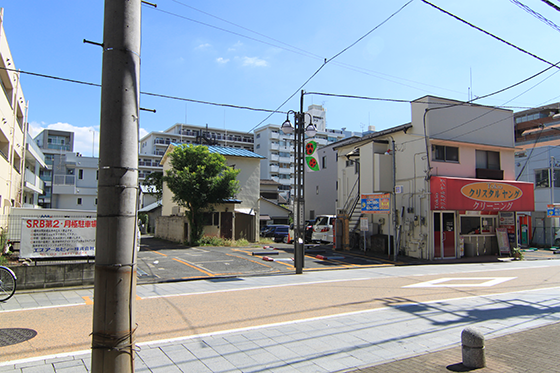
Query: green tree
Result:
<box><xmin>163</xmin><ymin>145</ymin><xmax>240</xmax><ymax>245</ymax></box>
<box><xmin>142</xmin><ymin>171</ymin><xmax>163</xmax><ymax>201</ymax></box>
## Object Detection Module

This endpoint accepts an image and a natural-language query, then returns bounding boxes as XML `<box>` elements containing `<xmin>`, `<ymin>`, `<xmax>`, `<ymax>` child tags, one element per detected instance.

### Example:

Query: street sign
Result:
<box><xmin>547</xmin><ymin>204</ymin><xmax>560</xmax><ymax>218</ymax></box>
<box><xmin>361</xmin><ymin>193</ymin><xmax>391</xmax><ymax>214</ymax></box>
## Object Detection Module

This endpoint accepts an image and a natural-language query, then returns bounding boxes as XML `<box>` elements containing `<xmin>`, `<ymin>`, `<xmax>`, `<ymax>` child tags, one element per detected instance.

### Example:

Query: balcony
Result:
<box><xmin>476</xmin><ymin>168</ymin><xmax>504</xmax><ymax>180</ymax></box>
<box><xmin>270</xmin><ymin>165</ymin><xmax>279</xmax><ymax>173</ymax></box>
<box><xmin>24</xmin><ymin>169</ymin><xmax>44</xmax><ymax>193</ymax></box>
<box><xmin>269</xmin><ymin>154</ymin><xmax>279</xmax><ymax>162</ymax></box>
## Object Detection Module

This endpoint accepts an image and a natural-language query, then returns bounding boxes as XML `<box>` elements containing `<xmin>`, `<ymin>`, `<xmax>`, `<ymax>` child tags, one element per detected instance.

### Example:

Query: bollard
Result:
<box><xmin>462</xmin><ymin>327</ymin><xmax>485</xmax><ymax>368</ymax></box>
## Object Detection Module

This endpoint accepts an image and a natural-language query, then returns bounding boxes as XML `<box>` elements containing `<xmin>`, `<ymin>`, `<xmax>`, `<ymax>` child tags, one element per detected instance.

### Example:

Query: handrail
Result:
<box><xmin>342</xmin><ymin>176</ymin><xmax>360</xmax><ymax>214</ymax></box>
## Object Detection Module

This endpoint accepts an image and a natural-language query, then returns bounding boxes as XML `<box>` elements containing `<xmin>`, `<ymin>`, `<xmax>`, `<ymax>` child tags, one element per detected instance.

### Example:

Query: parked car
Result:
<box><xmin>285</xmin><ymin>221</ymin><xmax>315</xmax><ymax>244</ymax></box>
<box><xmin>262</xmin><ymin>225</ymin><xmax>290</xmax><ymax>242</ymax></box>
<box><xmin>311</xmin><ymin>215</ymin><xmax>336</xmax><ymax>243</ymax></box>
<box><xmin>260</xmin><ymin>224</ymin><xmax>285</xmax><ymax>237</ymax></box>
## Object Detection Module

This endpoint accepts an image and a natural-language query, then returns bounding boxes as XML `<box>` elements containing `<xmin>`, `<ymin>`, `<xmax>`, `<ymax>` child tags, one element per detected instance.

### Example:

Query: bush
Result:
<box><xmin>193</xmin><ymin>236</ymin><xmax>263</xmax><ymax>247</ymax></box>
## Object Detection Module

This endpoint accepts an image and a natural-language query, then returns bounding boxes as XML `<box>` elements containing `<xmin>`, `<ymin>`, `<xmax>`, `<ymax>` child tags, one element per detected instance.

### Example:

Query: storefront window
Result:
<box><xmin>460</xmin><ymin>215</ymin><xmax>497</xmax><ymax>235</ymax></box>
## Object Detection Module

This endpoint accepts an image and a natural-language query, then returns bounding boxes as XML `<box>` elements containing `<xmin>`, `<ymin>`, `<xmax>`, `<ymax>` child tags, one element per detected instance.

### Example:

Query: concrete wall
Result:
<box><xmin>11</xmin><ymin>262</ymin><xmax>95</xmax><ymax>290</ymax></box>
<box><xmin>155</xmin><ymin>215</ymin><xmax>188</xmax><ymax>243</ymax></box>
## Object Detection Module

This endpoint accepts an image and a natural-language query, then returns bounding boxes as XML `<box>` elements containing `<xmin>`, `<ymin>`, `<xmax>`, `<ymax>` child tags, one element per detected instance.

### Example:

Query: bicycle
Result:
<box><xmin>0</xmin><ymin>265</ymin><xmax>17</xmax><ymax>302</ymax></box>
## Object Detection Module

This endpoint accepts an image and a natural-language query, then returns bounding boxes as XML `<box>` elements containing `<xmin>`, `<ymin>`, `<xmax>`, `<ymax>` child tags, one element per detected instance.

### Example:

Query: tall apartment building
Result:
<box><xmin>0</xmin><ymin>8</ymin><xmax>27</xmax><ymax>213</ymax></box>
<box><xmin>253</xmin><ymin>105</ymin><xmax>353</xmax><ymax>195</ymax></box>
<box><xmin>34</xmin><ymin>129</ymin><xmax>75</xmax><ymax>208</ymax></box>
<box><xmin>138</xmin><ymin>123</ymin><xmax>254</xmax><ymax>181</ymax></box>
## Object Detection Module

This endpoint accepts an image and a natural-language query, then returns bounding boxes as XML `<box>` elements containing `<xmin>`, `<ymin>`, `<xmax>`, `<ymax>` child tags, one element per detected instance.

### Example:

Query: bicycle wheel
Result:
<box><xmin>0</xmin><ymin>266</ymin><xmax>16</xmax><ymax>302</ymax></box>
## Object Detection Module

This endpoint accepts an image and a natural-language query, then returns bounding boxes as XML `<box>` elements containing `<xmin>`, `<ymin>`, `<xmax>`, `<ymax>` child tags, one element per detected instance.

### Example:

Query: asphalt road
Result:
<box><xmin>2</xmin><ymin>259</ymin><xmax>560</xmax><ymax>363</ymax></box>
<box><xmin>136</xmin><ymin>236</ymin><xmax>390</xmax><ymax>282</ymax></box>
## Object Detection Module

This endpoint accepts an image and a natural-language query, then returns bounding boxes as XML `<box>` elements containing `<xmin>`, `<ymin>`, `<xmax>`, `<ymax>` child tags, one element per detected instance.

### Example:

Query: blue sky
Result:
<box><xmin>3</xmin><ymin>0</ymin><xmax>560</xmax><ymax>156</ymax></box>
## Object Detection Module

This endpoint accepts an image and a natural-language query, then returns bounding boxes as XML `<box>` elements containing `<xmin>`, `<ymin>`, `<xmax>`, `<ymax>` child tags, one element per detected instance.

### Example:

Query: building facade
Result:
<box><xmin>139</xmin><ymin>123</ymin><xmax>254</xmax><ymax>182</ymax></box>
<box><xmin>158</xmin><ymin>145</ymin><xmax>264</xmax><ymax>243</ymax></box>
<box><xmin>0</xmin><ymin>8</ymin><xmax>27</xmax><ymax>214</ymax></box>
<box><xmin>335</xmin><ymin>96</ymin><xmax>534</xmax><ymax>260</ymax></box>
<box><xmin>22</xmin><ymin>132</ymin><xmax>47</xmax><ymax>208</ymax></box>
<box><xmin>34</xmin><ymin>129</ymin><xmax>75</xmax><ymax>208</ymax></box>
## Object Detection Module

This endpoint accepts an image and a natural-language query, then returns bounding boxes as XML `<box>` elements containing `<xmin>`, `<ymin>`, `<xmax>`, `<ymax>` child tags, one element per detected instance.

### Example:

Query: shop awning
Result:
<box><xmin>430</xmin><ymin>176</ymin><xmax>534</xmax><ymax>212</ymax></box>
<box><xmin>260</xmin><ymin>214</ymin><xmax>271</xmax><ymax>220</ymax></box>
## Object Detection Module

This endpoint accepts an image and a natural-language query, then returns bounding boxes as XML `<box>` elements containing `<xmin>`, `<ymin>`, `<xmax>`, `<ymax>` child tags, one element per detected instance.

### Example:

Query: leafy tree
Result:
<box><xmin>142</xmin><ymin>171</ymin><xmax>163</xmax><ymax>201</ymax></box>
<box><xmin>163</xmin><ymin>145</ymin><xmax>240</xmax><ymax>245</ymax></box>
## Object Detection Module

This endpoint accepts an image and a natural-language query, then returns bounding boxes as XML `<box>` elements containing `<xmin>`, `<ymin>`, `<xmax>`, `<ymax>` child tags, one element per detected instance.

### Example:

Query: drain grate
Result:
<box><xmin>0</xmin><ymin>328</ymin><xmax>38</xmax><ymax>347</ymax></box>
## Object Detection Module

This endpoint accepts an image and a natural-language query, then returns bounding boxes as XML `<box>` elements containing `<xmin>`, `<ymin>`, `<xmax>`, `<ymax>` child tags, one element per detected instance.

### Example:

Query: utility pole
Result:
<box><xmin>91</xmin><ymin>1</ymin><xmax>141</xmax><ymax>372</ymax></box>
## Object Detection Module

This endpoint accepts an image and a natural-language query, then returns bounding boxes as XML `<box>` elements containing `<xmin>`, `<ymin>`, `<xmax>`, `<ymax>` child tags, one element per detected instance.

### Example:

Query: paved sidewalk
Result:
<box><xmin>351</xmin><ymin>321</ymin><xmax>560</xmax><ymax>372</ymax></box>
<box><xmin>1</xmin><ymin>262</ymin><xmax>560</xmax><ymax>372</ymax></box>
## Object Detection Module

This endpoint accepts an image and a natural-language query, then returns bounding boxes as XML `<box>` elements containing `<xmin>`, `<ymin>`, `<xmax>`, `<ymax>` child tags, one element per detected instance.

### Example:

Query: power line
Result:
<box><xmin>246</xmin><ymin>0</ymin><xmax>415</xmax><ymax>134</ymax></box>
<box><xmin>0</xmin><ymin>66</ymin><xmax>286</xmax><ymax>115</ymax></box>
<box><xmin>421</xmin><ymin>0</ymin><xmax>560</xmax><ymax>69</ymax></box>
<box><xmin>510</xmin><ymin>0</ymin><xmax>560</xmax><ymax>33</ymax></box>
<box><xmin>150</xmin><ymin>1</ymin><xmax>478</xmax><ymax>103</ymax></box>
<box><xmin>541</xmin><ymin>0</ymin><xmax>560</xmax><ymax>12</ymax></box>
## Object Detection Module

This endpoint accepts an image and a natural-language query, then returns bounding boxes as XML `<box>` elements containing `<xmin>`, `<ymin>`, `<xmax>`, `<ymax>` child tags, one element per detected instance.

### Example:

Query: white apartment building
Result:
<box><xmin>34</xmin><ymin>129</ymin><xmax>75</xmax><ymax>208</ymax></box>
<box><xmin>254</xmin><ymin>105</ymin><xmax>352</xmax><ymax>196</ymax></box>
<box><xmin>22</xmin><ymin>133</ymin><xmax>47</xmax><ymax>208</ymax></box>
<box><xmin>0</xmin><ymin>8</ymin><xmax>27</xmax><ymax>214</ymax></box>
<box><xmin>139</xmin><ymin>123</ymin><xmax>254</xmax><ymax>181</ymax></box>
<box><xmin>50</xmin><ymin>152</ymin><xmax>99</xmax><ymax>210</ymax></box>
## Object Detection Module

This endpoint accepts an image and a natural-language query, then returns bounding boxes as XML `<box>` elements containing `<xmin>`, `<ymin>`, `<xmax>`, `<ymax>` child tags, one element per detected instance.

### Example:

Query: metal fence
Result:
<box><xmin>530</xmin><ymin>226</ymin><xmax>560</xmax><ymax>247</ymax></box>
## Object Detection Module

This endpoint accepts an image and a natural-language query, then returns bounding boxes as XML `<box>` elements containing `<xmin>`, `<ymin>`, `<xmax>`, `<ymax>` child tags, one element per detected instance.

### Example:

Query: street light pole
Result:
<box><xmin>281</xmin><ymin>93</ymin><xmax>316</xmax><ymax>274</ymax></box>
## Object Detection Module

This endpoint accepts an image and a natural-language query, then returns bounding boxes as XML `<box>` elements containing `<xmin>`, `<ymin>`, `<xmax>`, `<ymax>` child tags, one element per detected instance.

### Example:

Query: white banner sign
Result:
<box><xmin>20</xmin><ymin>218</ymin><xmax>97</xmax><ymax>258</ymax></box>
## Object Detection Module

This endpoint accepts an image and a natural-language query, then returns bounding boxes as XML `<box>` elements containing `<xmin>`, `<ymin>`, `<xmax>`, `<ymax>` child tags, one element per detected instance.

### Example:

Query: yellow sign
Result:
<box><xmin>460</xmin><ymin>182</ymin><xmax>523</xmax><ymax>202</ymax></box>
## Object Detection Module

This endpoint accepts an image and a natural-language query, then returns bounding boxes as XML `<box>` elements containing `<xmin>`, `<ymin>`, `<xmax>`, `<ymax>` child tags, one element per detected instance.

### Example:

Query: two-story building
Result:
<box><xmin>158</xmin><ymin>145</ymin><xmax>264</xmax><ymax>243</ymax></box>
<box><xmin>335</xmin><ymin>96</ymin><xmax>534</xmax><ymax>260</ymax></box>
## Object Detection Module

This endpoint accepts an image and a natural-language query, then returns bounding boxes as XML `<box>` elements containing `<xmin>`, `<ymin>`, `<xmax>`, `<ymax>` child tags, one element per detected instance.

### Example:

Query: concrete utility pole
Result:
<box><xmin>91</xmin><ymin>1</ymin><xmax>141</xmax><ymax>372</ymax></box>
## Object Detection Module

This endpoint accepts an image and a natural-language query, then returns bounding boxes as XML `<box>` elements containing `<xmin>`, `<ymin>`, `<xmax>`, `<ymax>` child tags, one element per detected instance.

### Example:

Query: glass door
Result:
<box><xmin>434</xmin><ymin>212</ymin><xmax>456</xmax><ymax>259</ymax></box>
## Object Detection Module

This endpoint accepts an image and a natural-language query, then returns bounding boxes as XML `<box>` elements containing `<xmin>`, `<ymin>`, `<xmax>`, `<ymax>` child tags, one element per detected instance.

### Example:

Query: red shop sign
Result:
<box><xmin>430</xmin><ymin>176</ymin><xmax>534</xmax><ymax>212</ymax></box>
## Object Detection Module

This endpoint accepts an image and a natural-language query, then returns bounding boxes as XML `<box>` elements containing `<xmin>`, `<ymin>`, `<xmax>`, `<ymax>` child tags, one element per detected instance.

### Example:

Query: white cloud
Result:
<box><xmin>216</xmin><ymin>57</ymin><xmax>230</xmax><ymax>64</ymax></box>
<box><xmin>195</xmin><ymin>43</ymin><xmax>211</xmax><ymax>50</ymax></box>
<box><xmin>228</xmin><ymin>41</ymin><xmax>243</xmax><ymax>52</ymax></box>
<box><xmin>241</xmin><ymin>56</ymin><xmax>268</xmax><ymax>67</ymax></box>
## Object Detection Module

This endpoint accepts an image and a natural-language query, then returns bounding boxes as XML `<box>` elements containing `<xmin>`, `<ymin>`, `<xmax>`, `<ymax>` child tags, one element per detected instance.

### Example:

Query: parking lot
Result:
<box><xmin>136</xmin><ymin>236</ymin><xmax>392</xmax><ymax>283</ymax></box>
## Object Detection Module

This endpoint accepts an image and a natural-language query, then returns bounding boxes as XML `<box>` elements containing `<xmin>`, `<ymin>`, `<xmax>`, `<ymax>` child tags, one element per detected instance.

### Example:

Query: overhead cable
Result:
<box><xmin>510</xmin><ymin>0</ymin><xmax>560</xmax><ymax>33</ymax></box>
<box><xmin>421</xmin><ymin>0</ymin><xmax>560</xmax><ymax>69</ymax></box>
<box><xmin>246</xmin><ymin>0</ymin><xmax>414</xmax><ymax>134</ymax></box>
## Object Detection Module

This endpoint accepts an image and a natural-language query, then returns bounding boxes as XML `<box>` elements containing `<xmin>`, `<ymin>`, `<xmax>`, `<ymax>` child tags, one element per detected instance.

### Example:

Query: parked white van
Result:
<box><xmin>311</xmin><ymin>215</ymin><xmax>336</xmax><ymax>243</ymax></box>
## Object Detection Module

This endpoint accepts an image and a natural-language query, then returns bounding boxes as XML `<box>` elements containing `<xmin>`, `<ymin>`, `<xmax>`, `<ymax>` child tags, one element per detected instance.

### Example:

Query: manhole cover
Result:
<box><xmin>0</xmin><ymin>328</ymin><xmax>38</xmax><ymax>347</ymax></box>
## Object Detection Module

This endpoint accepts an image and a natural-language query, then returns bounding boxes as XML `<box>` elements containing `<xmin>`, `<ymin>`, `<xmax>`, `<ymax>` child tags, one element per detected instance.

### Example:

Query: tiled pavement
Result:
<box><xmin>1</xmin><ymin>261</ymin><xmax>560</xmax><ymax>372</ymax></box>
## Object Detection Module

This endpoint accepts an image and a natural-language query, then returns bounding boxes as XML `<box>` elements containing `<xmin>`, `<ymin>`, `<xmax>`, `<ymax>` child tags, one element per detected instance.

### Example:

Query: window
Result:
<box><xmin>432</xmin><ymin>145</ymin><xmax>459</xmax><ymax>162</ymax></box>
<box><xmin>322</xmin><ymin>156</ymin><xmax>327</xmax><ymax>169</ymax></box>
<box><xmin>78</xmin><ymin>169</ymin><xmax>84</xmax><ymax>180</ymax></box>
<box><xmin>96</xmin><ymin>170</ymin><xmax>98</xmax><ymax>180</ymax></box>
<box><xmin>95</xmin><ymin>198</ymin><xmax>98</xmax><ymax>205</ymax></box>
<box><xmin>202</xmin><ymin>212</ymin><xmax>219</xmax><ymax>225</ymax></box>
<box><xmin>476</xmin><ymin>150</ymin><xmax>500</xmax><ymax>170</ymax></box>
<box><xmin>77</xmin><ymin>198</ymin><xmax>82</xmax><ymax>205</ymax></box>
<box><xmin>535</xmin><ymin>169</ymin><xmax>560</xmax><ymax>188</ymax></box>
<box><xmin>355</xmin><ymin>160</ymin><xmax>360</xmax><ymax>174</ymax></box>
<box><xmin>256</xmin><ymin>133</ymin><xmax>260</xmax><ymax>139</ymax></box>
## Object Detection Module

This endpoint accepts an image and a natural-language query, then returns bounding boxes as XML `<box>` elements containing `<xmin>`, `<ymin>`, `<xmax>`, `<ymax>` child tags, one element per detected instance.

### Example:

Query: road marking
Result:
<box><xmin>149</xmin><ymin>250</ymin><xmax>168</xmax><ymax>257</ymax></box>
<box><xmin>82</xmin><ymin>296</ymin><xmax>93</xmax><ymax>305</ymax></box>
<box><xmin>403</xmin><ymin>277</ymin><xmax>517</xmax><ymax>288</ymax></box>
<box><xmin>172</xmin><ymin>258</ymin><xmax>215</xmax><ymax>277</ymax></box>
<box><xmin>225</xmin><ymin>253</ymin><xmax>273</xmax><ymax>268</ymax></box>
